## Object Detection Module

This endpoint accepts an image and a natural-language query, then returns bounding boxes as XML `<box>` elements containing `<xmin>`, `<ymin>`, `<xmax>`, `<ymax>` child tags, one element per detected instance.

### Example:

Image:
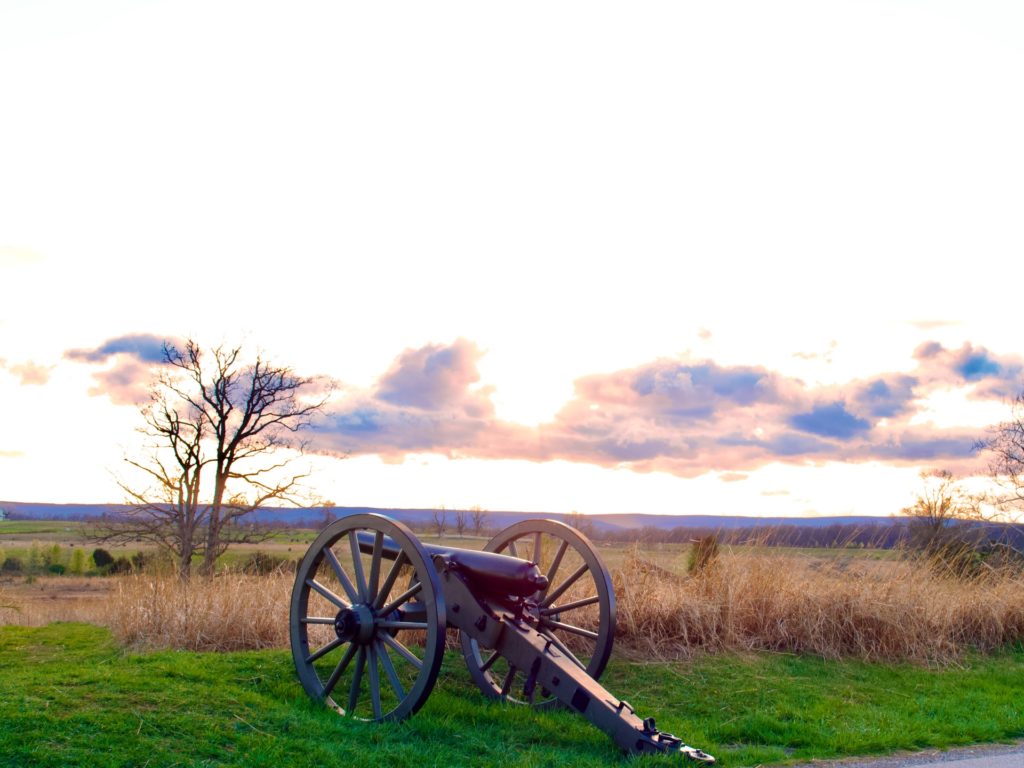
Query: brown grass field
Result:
<box><xmin>3</xmin><ymin>539</ymin><xmax>1022</xmax><ymax>664</ymax></box>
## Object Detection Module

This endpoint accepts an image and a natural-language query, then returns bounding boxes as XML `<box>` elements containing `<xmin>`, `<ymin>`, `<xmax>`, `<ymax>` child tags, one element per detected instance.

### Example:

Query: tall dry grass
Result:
<box><xmin>107</xmin><ymin>571</ymin><xmax>292</xmax><ymax>651</ymax></box>
<box><xmin>0</xmin><ymin>576</ymin><xmax>111</xmax><ymax>626</ymax></box>
<box><xmin>6</xmin><ymin>549</ymin><xmax>1023</xmax><ymax>663</ymax></box>
<box><xmin>615</xmin><ymin>548</ymin><xmax>1024</xmax><ymax>663</ymax></box>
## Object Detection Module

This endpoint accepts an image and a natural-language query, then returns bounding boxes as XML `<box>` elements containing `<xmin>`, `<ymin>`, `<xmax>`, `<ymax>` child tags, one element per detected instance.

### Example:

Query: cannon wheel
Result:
<box><xmin>290</xmin><ymin>513</ymin><xmax>446</xmax><ymax>722</ymax></box>
<box><xmin>460</xmin><ymin>519</ymin><xmax>615</xmax><ymax>709</ymax></box>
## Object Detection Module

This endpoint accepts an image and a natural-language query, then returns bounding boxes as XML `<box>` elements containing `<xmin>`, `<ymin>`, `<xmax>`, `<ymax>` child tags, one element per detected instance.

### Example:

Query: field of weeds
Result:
<box><xmin>4</xmin><ymin>544</ymin><xmax>1022</xmax><ymax>664</ymax></box>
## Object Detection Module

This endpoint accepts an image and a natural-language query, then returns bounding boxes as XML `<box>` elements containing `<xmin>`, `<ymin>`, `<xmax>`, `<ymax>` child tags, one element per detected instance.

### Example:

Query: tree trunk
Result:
<box><xmin>178</xmin><ymin>544</ymin><xmax>193</xmax><ymax>581</ymax></box>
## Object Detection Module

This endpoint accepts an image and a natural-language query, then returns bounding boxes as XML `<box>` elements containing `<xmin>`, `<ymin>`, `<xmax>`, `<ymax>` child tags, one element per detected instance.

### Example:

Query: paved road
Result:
<box><xmin>787</xmin><ymin>741</ymin><xmax>1024</xmax><ymax>768</ymax></box>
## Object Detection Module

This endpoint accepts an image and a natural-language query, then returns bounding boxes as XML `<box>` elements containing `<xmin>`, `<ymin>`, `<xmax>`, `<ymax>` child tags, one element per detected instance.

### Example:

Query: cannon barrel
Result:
<box><xmin>355</xmin><ymin>530</ymin><xmax>548</xmax><ymax>598</ymax></box>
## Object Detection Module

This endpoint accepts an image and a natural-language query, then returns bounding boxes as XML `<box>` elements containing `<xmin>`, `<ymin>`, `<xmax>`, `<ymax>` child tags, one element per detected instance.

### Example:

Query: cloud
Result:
<box><xmin>789</xmin><ymin>402</ymin><xmax>871</xmax><ymax>440</ymax></box>
<box><xmin>792</xmin><ymin>340</ymin><xmax>838</xmax><ymax>363</ymax></box>
<box><xmin>66</xmin><ymin>334</ymin><xmax>169</xmax><ymax>364</ymax></box>
<box><xmin>848</xmin><ymin>375</ymin><xmax>918</xmax><ymax>419</ymax></box>
<box><xmin>908</xmin><ymin>320</ymin><xmax>961</xmax><ymax>330</ymax></box>
<box><xmin>301</xmin><ymin>339</ymin><xmax>1024</xmax><ymax>478</ymax></box>
<box><xmin>314</xmin><ymin>339</ymin><xmax>496</xmax><ymax>458</ymax></box>
<box><xmin>65</xmin><ymin>333</ymin><xmax>174</xmax><ymax>405</ymax></box>
<box><xmin>87</xmin><ymin>359</ymin><xmax>154</xmax><ymax>405</ymax></box>
<box><xmin>7</xmin><ymin>360</ymin><xmax>54</xmax><ymax>386</ymax></box>
<box><xmin>376</xmin><ymin>338</ymin><xmax>493</xmax><ymax>417</ymax></box>
<box><xmin>914</xmin><ymin>341</ymin><xmax>1024</xmax><ymax>400</ymax></box>
<box><xmin>0</xmin><ymin>449</ymin><xmax>25</xmax><ymax>458</ymax></box>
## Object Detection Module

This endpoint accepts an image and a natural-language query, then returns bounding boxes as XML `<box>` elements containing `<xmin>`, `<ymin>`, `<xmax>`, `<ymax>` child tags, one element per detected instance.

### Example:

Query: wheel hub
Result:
<box><xmin>334</xmin><ymin>604</ymin><xmax>376</xmax><ymax>644</ymax></box>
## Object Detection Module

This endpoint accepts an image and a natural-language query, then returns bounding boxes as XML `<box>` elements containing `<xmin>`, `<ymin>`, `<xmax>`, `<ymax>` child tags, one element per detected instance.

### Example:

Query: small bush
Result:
<box><xmin>44</xmin><ymin>544</ymin><xmax>63</xmax><ymax>568</ymax></box>
<box><xmin>92</xmin><ymin>548</ymin><xmax>114</xmax><ymax>569</ymax></box>
<box><xmin>1</xmin><ymin>557</ymin><xmax>23</xmax><ymax>573</ymax></box>
<box><xmin>687</xmin><ymin>535</ymin><xmax>720</xmax><ymax>575</ymax></box>
<box><xmin>27</xmin><ymin>541</ymin><xmax>43</xmax><ymax>572</ymax></box>
<box><xmin>240</xmin><ymin>551</ymin><xmax>287</xmax><ymax>575</ymax></box>
<box><xmin>69</xmin><ymin>548</ymin><xmax>86</xmax><ymax>575</ymax></box>
<box><xmin>130</xmin><ymin>552</ymin><xmax>153</xmax><ymax>572</ymax></box>
<box><xmin>47</xmin><ymin>563</ymin><xmax>66</xmax><ymax>575</ymax></box>
<box><xmin>106</xmin><ymin>557</ymin><xmax>133</xmax><ymax>575</ymax></box>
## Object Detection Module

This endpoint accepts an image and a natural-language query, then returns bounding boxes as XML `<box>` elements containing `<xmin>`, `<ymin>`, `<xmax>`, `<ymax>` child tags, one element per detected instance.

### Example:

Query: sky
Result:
<box><xmin>1</xmin><ymin>1</ymin><xmax>1023</xmax><ymax>518</ymax></box>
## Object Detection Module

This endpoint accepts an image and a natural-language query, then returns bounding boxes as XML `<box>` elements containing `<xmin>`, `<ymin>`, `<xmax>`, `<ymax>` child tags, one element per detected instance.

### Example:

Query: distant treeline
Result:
<box><xmin>593</xmin><ymin>521</ymin><xmax>1024</xmax><ymax>551</ymax></box>
<box><xmin>5</xmin><ymin>508</ymin><xmax>1023</xmax><ymax>552</ymax></box>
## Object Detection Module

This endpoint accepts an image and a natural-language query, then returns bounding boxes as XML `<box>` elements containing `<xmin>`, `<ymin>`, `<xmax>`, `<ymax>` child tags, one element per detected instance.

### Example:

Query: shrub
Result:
<box><xmin>240</xmin><ymin>551</ymin><xmax>287</xmax><ymax>575</ymax></box>
<box><xmin>1</xmin><ymin>557</ymin><xmax>23</xmax><ymax>573</ymax></box>
<box><xmin>686</xmin><ymin>534</ymin><xmax>720</xmax><ymax>574</ymax></box>
<box><xmin>47</xmin><ymin>563</ymin><xmax>66</xmax><ymax>575</ymax></box>
<box><xmin>27</xmin><ymin>541</ymin><xmax>43</xmax><ymax>572</ymax></box>
<box><xmin>69</xmin><ymin>548</ymin><xmax>86</xmax><ymax>575</ymax></box>
<box><xmin>92</xmin><ymin>548</ymin><xmax>114</xmax><ymax>569</ymax></box>
<box><xmin>107</xmin><ymin>557</ymin><xmax>133</xmax><ymax>575</ymax></box>
<box><xmin>44</xmin><ymin>544</ymin><xmax>63</xmax><ymax>568</ymax></box>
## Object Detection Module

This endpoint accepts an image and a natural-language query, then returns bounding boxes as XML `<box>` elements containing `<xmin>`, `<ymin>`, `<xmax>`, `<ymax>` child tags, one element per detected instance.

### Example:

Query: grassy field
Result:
<box><xmin>1</xmin><ymin>518</ymin><xmax>893</xmax><ymax>576</ymax></box>
<box><xmin>1</xmin><ymin>623</ymin><xmax>1022</xmax><ymax>768</ymax></box>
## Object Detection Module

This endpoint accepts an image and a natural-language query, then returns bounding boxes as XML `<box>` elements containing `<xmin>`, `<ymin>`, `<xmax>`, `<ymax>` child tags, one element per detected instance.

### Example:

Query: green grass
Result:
<box><xmin>0</xmin><ymin>521</ymin><xmax>80</xmax><ymax>535</ymax></box>
<box><xmin>1</xmin><ymin>624</ymin><xmax>1022</xmax><ymax>768</ymax></box>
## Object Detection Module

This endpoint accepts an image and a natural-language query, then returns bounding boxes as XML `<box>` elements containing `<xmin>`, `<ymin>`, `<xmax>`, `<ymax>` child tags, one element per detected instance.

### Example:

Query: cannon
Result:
<box><xmin>289</xmin><ymin>513</ymin><xmax>714</xmax><ymax>762</ymax></box>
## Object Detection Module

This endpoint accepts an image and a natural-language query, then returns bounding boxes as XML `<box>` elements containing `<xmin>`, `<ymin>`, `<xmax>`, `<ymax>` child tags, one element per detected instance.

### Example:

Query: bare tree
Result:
<box><xmin>102</xmin><ymin>339</ymin><xmax>326</xmax><ymax>579</ymax></box>
<box><xmin>453</xmin><ymin>508</ymin><xmax>467</xmax><ymax>537</ymax></box>
<box><xmin>101</xmin><ymin>393</ymin><xmax>207</xmax><ymax>579</ymax></box>
<box><xmin>901</xmin><ymin>470</ymin><xmax>975</xmax><ymax>552</ymax></box>
<box><xmin>566</xmin><ymin>510</ymin><xmax>595</xmax><ymax>538</ymax></box>
<box><xmin>432</xmin><ymin>505</ymin><xmax>447</xmax><ymax>538</ymax></box>
<box><xmin>976</xmin><ymin>392</ymin><xmax>1024</xmax><ymax>523</ymax></box>
<box><xmin>320</xmin><ymin>498</ymin><xmax>338</xmax><ymax>529</ymax></box>
<box><xmin>470</xmin><ymin>505</ymin><xmax>486</xmax><ymax>538</ymax></box>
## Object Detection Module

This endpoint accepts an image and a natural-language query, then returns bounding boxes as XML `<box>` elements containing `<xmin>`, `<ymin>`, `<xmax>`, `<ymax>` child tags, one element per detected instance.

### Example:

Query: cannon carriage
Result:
<box><xmin>289</xmin><ymin>512</ymin><xmax>714</xmax><ymax>762</ymax></box>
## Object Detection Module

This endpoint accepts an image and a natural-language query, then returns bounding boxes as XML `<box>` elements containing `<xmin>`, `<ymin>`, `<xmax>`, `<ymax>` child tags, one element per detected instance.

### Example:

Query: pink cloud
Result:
<box><xmin>8</xmin><ymin>360</ymin><xmax>54</xmax><ymax>386</ymax></box>
<box><xmin>87</xmin><ymin>359</ymin><xmax>153</xmax><ymax>405</ymax></box>
<box><xmin>315</xmin><ymin>339</ymin><xmax>1016</xmax><ymax>478</ymax></box>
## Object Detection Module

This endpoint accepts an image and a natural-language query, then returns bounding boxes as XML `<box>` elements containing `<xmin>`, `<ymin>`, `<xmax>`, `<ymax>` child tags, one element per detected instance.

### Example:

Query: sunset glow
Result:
<box><xmin>2</xmin><ymin>1</ymin><xmax>1022</xmax><ymax>518</ymax></box>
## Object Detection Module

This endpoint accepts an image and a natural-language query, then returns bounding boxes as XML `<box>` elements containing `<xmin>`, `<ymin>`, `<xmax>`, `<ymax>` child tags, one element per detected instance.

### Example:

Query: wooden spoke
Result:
<box><xmin>379</xmin><ymin>581</ymin><xmax>422</xmax><ymax>616</ymax></box>
<box><xmin>373</xmin><ymin>551</ymin><xmax>409</xmax><ymax>610</ymax></box>
<box><xmin>507</xmin><ymin>539</ymin><xmax>520</xmax><ymax>558</ymax></box>
<box><xmin>540</xmin><ymin>595</ymin><xmax>600</xmax><ymax>616</ymax></box>
<box><xmin>377</xmin><ymin>641</ymin><xmax>406</xmax><ymax>701</ymax></box>
<box><xmin>348</xmin><ymin>531</ymin><xmax>368</xmax><ymax>602</ymax></box>
<box><xmin>367</xmin><ymin>530</ymin><xmax>384</xmax><ymax>605</ymax></box>
<box><xmin>323</xmin><ymin>644</ymin><xmax>358</xmax><ymax>699</ymax></box>
<box><xmin>541</xmin><ymin>539</ymin><xmax>569</xmax><ymax>600</ymax></box>
<box><xmin>480</xmin><ymin>650</ymin><xmax>500</xmax><ymax>673</ymax></box>
<box><xmin>381</xmin><ymin>633</ymin><xmax>423</xmax><ymax>670</ymax></box>
<box><xmin>541</xmin><ymin>617</ymin><xmax>599</xmax><ymax>640</ymax></box>
<box><xmin>347</xmin><ymin>646</ymin><xmax>366</xmax><ymax>715</ymax></box>
<box><xmin>540</xmin><ymin>563</ymin><xmax>589</xmax><ymax>608</ymax></box>
<box><xmin>306</xmin><ymin>579</ymin><xmax>347</xmax><ymax>610</ymax></box>
<box><xmin>367</xmin><ymin>643</ymin><xmax>382</xmax><ymax>720</ymax></box>
<box><xmin>322</xmin><ymin>547</ymin><xmax>358</xmax><ymax>604</ymax></box>
<box><xmin>306</xmin><ymin>637</ymin><xmax>345</xmax><ymax>664</ymax></box>
<box><xmin>500</xmin><ymin>666</ymin><xmax>517</xmax><ymax>697</ymax></box>
<box><xmin>532</xmin><ymin>531</ymin><xmax>543</xmax><ymax>565</ymax></box>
